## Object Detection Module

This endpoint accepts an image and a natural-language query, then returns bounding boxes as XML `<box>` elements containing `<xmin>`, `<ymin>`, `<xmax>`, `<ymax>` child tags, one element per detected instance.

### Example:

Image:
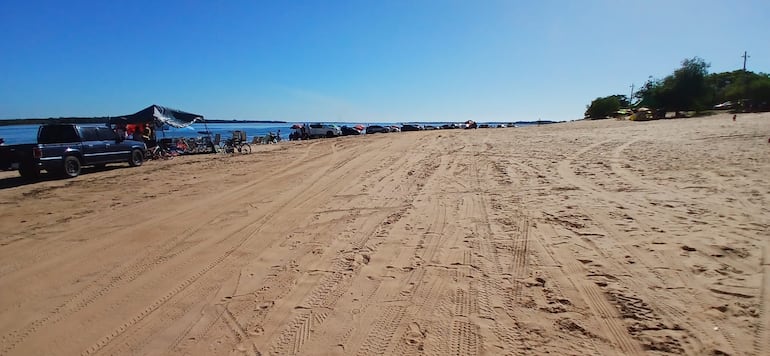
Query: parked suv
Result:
<box><xmin>0</xmin><ymin>123</ymin><xmax>146</xmax><ymax>179</ymax></box>
<box><xmin>307</xmin><ymin>123</ymin><xmax>342</xmax><ymax>138</ymax></box>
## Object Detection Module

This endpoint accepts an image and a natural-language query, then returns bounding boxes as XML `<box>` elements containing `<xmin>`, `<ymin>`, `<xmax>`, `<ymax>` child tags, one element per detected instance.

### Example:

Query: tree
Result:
<box><xmin>706</xmin><ymin>70</ymin><xmax>742</xmax><ymax>104</ymax></box>
<box><xmin>635</xmin><ymin>77</ymin><xmax>664</xmax><ymax>109</ymax></box>
<box><xmin>585</xmin><ymin>95</ymin><xmax>621</xmax><ymax>119</ymax></box>
<box><xmin>748</xmin><ymin>74</ymin><xmax>770</xmax><ymax>102</ymax></box>
<box><xmin>635</xmin><ymin>57</ymin><xmax>711</xmax><ymax>113</ymax></box>
<box><xmin>669</xmin><ymin>57</ymin><xmax>711</xmax><ymax>111</ymax></box>
<box><xmin>591</xmin><ymin>57</ymin><xmax>770</xmax><ymax>119</ymax></box>
<box><xmin>712</xmin><ymin>71</ymin><xmax>770</xmax><ymax>106</ymax></box>
<box><xmin>610</xmin><ymin>94</ymin><xmax>631</xmax><ymax>108</ymax></box>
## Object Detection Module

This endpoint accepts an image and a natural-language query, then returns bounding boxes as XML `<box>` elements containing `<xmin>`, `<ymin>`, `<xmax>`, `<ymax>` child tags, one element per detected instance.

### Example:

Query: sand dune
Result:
<box><xmin>0</xmin><ymin>113</ymin><xmax>768</xmax><ymax>355</ymax></box>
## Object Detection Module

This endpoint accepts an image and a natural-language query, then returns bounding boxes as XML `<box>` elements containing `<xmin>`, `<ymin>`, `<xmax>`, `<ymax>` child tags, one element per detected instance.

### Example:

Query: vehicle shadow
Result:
<box><xmin>0</xmin><ymin>166</ymin><xmax>124</xmax><ymax>190</ymax></box>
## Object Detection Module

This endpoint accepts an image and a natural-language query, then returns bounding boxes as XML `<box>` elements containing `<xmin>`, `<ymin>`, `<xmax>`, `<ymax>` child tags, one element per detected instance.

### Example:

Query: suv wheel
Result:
<box><xmin>62</xmin><ymin>156</ymin><xmax>82</xmax><ymax>178</ymax></box>
<box><xmin>129</xmin><ymin>149</ymin><xmax>144</xmax><ymax>167</ymax></box>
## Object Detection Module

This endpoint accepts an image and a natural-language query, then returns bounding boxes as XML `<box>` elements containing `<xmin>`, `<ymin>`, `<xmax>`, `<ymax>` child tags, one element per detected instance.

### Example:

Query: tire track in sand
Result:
<box><xmin>756</xmin><ymin>243</ymin><xmax>770</xmax><ymax>356</ymax></box>
<box><xmin>549</xmin><ymin>140</ymin><xmax>644</xmax><ymax>354</ymax></box>
<box><xmin>537</xmin><ymin>223</ymin><xmax>643</xmax><ymax>355</ymax></box>
<box><xmin>349</xmin><ymin>155</ymin><xmax>451</xmax><ymax>355</ymax></box>
<box><xmin>560</xmin><ymin>137</ymin><xmax>735</xmax><ymax>353</ymax></box>
<box><xmin>1</xmin><ymin>141</ymin><xmax>340</xmax><ymax>356</ymax></box>
<box><xmin>0</xmin><ymin>140</ymin><xmax>330</xmax><ymax>280</ymax></box>
<box><xmin>265</xmin><ymin>143</ymin><xmax>428</xmax><ymax>355</ymax></box>
<box><xmin>77</xmin><ymin>140</ymin><xmax>354</xmax><ymax>355</ymax></box>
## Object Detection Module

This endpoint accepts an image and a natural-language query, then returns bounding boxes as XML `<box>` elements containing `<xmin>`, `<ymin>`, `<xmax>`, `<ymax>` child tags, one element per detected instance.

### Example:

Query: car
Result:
<box><xmin>340</xmin><ymin>126</ymin><xmax>362</xmax><ymax>136</ymax></box>
<box><xmin>388</xmin><ymin>126</ymin><xmax>401</xmax><ymax>132</ymax></box>
<box><xmin>401</xmin><ymin>124</ymin><xmax>421</xmax><ymax>131</ymax></box>
<box><xmin>366</xmin><ymin>125</ymin><xmax>389</xmax><ymax>134</ymax></box>
<box><xmin>307</xmin><ymin>123</ymin><xmax>342</xmax><ymax>138</ymax></box>
<box><xmin>713</xmin><ymin>101</ymin><xmax>735</xmax><ymax>110</ymax></box>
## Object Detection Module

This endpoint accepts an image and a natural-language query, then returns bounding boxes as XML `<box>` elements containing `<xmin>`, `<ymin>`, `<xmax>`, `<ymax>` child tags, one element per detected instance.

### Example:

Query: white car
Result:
<box><xmin>307</xmin><ymin>123</ymin><xmax>342</xmax><ymax>138</ymax></box>
<box><xmin>713</xmin><ymin>101</ymin><xmax>734</xmax><ymax>110</ymax></box>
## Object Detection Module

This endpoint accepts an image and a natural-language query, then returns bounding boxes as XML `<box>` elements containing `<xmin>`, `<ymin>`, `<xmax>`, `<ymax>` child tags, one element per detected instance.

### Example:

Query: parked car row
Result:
<box><xmin>289</xmin><ymin>122</ymin><xmax>518</xmax><ymax>140</ymax></box>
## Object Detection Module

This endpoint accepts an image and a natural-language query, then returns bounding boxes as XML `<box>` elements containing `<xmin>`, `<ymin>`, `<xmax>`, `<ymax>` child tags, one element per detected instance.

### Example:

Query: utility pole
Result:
<box><xmin>741</xmin><ymin>51</ymin><xmax>751</xmax><ymax>112</ymax></box>
<box><xmin>629</xmin><ymin>83</ymin><xmax>635</xmax><ymax>106</ymax></box>
<box><xmin>742</xmin><ymin>51</ymin><xmax>750</xmax><ymax>71</ymax></box>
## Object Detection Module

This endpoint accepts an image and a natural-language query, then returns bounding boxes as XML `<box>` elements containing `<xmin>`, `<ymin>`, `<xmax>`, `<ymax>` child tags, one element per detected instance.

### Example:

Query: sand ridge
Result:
<box><xmin>0</xmin><ymin>113</ymin><xmax>768</xmax><ymax>355</ymax></box>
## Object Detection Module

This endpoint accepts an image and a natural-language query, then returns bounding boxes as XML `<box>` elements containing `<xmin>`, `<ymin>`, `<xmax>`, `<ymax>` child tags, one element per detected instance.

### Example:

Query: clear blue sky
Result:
<box><xmin>1</xmin><ymin>0</ymin><xmax>768</xmax><ymax>122</ymax></box>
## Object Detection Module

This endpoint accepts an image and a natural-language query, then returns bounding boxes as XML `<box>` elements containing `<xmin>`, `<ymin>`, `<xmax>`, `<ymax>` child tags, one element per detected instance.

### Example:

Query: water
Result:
<box><xmin>0</xmin><ymin>125</ymin><xmax>40</xmax><ymax>145</ymax></box>
<box><xmin>166</xmin><ymin>122</ymin><xmax>295</xmax><ymax>143</ymax></box>
<box><xmin>0</xmin><ymin>121</ymin><xmax>536</xmax><ymax>145</ymax></box>
<box><xmin>0</xmin><ymin>122</ymin><xmax>297</xmax><ymax>145</ymax></box>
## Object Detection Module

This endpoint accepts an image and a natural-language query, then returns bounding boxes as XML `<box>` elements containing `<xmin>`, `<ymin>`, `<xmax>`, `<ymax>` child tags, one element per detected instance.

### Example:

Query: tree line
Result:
<box><xmin>585</xmin><ymin>57</ymin><xmax>770</xmax><ymax>119</ymax></box>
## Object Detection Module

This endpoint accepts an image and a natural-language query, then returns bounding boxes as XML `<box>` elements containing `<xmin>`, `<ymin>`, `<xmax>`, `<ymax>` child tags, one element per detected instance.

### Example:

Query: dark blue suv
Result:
<box><xmin>16</xmin><ymin>124</ymin><xmax>146</xmax><ymax>179</ymax></box>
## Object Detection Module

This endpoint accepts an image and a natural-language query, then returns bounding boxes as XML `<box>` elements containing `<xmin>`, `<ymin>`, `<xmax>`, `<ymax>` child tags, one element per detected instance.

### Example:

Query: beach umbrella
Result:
<box><xmin>291</xmin><ymin>124</ymin><xmax>303</xmax><ymax>129</ymax></box>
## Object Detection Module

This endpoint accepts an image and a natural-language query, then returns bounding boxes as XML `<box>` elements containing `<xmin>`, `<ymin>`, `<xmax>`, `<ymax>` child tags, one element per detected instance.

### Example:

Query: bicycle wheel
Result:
<box><xmin>238</xmin><ymin>143</ymin><xmax>252</xmax><ymax>154</ymax></box>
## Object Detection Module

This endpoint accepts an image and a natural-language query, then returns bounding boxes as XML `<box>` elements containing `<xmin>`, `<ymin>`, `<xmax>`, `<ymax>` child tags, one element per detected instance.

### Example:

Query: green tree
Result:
<box><xmin>585</xmin><ymin>95</ymin><xmax>621</xmax><ymax>119</ymax></box>
<box><xmin>706</xmin><ymin>70</ymin><xmax>742</xmax><ymax>104</ymax></box>
<box><xmin>747</xmin><ymin>74</ymin><xmax>770</xmax><ymax>103</ymax></box>
<box><xmin>592</xmin><ymin>57</ymin><xmax>770</xmax><ymax>118</ymax></box>
<box><xmin>636</xmin><ymin>57</ymin><xmax>711</xmax><ymax>113</ymax></box>
<box><xmin>669</xmin><ymin>57</ymin><xmax>711</xmax><ymax>111</ymax></box>
<box><xmin>714</xmin><ymin>71</ymin><xmax>770</xmax><ymax>106</ymax></box>
<box><xmin>611</xmin><ymin>94</ymin><xmax>631</xmax><ymax>108</ymax></box>
<box><xmin>635</xmin><ymin>77</ymin><xmax>664</xmax><ymax>109</ymax></box>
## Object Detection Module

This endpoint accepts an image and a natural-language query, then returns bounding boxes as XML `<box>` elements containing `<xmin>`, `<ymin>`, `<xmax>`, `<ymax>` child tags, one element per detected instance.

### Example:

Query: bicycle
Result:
<box><xmin>220</xmin><ymin>137</ymin><xmax>251</xmax><ymax>154</ymax></box>
<box><xmin>184</xmin><ymin>136</ymin><xmax>216</xmax><ymax>154</ymax></box>
<box><xmin>145</xmin><ymin>143</ymin><xmax>173</xmax><ymax>160</ymax></box>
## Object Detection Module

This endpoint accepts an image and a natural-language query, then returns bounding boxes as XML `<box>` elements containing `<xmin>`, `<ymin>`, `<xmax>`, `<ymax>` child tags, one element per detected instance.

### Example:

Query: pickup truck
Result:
<box><xmin>0</xmin><ymin>124</ymin><xmax>146</xmax><ymax>179</ymax></box>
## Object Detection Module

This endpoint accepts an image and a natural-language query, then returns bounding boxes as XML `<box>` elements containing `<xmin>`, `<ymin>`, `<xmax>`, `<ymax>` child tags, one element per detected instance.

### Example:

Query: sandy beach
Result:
<box><xmin>0</xmin><ymin>113</ymin><xmax>768</xmax><ymax>355</ymax></box>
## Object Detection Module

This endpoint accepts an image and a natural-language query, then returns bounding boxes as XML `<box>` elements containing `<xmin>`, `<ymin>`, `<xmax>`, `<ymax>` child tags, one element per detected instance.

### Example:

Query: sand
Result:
<box><xmin>0</xmin><ymin>113</ymin><xmax>768</xmax><ymax>355</ymax></box>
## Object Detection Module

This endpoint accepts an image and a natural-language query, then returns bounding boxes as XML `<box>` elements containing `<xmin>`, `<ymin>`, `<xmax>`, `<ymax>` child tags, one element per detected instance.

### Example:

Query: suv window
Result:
<box><xmin>309</xmin><ymin>124</ymin><xmax>323</xmax><ymax>128</ymax></box>
<box><xmin>80</xmin><ymin>127</ymin><xmax>99</xmax><ymax>141</ymax></box>
<box><xmin>96</xmin><ymin>127</ymin><xmax>117</xmax><ymax>141</ymax></box>
<box><xmin>38</xmin><ymin>125</ymin><xmax>80</xmax><ymax>144</ymax></box>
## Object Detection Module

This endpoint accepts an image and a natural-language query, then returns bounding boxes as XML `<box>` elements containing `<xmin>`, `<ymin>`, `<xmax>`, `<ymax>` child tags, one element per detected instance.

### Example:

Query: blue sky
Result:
<box><xmin>1</xmin><ymin>0</ymin><xmax>768</xmax><ymax>122</ymax></box>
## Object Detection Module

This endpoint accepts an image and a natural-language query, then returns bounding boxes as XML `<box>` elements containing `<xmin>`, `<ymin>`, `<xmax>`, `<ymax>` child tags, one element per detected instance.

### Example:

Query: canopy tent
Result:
<box><xmin>109</xmin><ymin>105</ymin><xmax>203</xmax><ymax>128</ymax></box>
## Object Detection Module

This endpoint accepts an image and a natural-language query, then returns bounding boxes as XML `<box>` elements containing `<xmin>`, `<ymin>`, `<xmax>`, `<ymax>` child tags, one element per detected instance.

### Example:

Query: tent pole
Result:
<box><xmin>202</xmin><ymin>119</ymin><xmax>210</xmax><ymax>136</ymax></box>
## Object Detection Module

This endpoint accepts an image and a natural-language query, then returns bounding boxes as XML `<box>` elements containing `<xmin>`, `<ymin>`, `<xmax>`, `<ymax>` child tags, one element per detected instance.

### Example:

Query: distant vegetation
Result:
<box><xmin>585</xmin><ymin>57</ymin><xmax>770</xmax><ymax>119</ymax></box>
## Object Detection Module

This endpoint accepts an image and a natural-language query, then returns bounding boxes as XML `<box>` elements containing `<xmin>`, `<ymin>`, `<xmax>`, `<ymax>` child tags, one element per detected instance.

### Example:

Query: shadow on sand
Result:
<box><xmin>0</xmin><ymin>166</ymin><xmax>125</xmax><ymax>190</ymax></box>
